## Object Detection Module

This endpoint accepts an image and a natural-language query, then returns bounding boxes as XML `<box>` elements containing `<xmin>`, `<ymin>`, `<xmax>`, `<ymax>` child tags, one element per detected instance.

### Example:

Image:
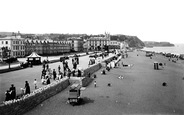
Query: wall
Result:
<box><xmin>83</xmin><ymin>63</ymin><xmax>102</xmax><ymax>77</ymax></box>
<box><xmin>82</xmin><ymin>63</ymin><xmax>102</xmax><ymax>87</ymax></box>
<box><xmin>0</xmin><ymin>79</ymin><xmax>70</xmax><ymax>115</ymax></box>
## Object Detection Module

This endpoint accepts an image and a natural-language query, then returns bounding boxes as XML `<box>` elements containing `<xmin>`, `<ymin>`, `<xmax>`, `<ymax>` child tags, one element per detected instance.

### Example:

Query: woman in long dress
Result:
<box><xmin>25</xmin><ymin>81</ymin><xmax>30</xmax><ymax>94</ymax></box>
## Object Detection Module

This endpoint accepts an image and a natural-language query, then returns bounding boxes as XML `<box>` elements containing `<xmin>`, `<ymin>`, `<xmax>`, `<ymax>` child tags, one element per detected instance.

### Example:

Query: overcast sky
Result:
<box><xmin>0</xmin><ymin>0</ymin><xmax>183</xmax><ymax>43</ymax></box>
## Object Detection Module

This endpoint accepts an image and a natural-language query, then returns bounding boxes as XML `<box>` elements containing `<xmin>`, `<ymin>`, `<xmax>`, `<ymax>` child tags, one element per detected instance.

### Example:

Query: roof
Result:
<box><xmin>88</xmin><ymin>37</ymin><xmax>109</xmax><ymax>40</ymax></box>
<box><xmin>27</xmin><ymin>52</ymin><xmax>42</xmax><ymax>58</ymax></box>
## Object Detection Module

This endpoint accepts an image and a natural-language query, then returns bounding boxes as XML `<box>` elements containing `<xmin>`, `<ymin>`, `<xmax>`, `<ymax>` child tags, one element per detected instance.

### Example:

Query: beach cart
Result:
<box><xmin>68</xmin><ymin>83</ymin><xmax>82</xmax><ymax>105</ymax></box>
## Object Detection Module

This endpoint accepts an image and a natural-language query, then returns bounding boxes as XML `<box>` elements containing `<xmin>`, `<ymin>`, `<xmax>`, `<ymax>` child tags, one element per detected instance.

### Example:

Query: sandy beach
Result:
<box><xmin>24</xmin><ymin>51</ymin><xmax>184</xmax><ymax>115</ymax></box>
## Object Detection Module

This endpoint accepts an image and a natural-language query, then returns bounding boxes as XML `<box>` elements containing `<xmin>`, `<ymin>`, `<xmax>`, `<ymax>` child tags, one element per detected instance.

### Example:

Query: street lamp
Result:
<box><xmin>7</xmin><ymin>49</ymin><xmax>11</xmax><ymax>69</ymax></box>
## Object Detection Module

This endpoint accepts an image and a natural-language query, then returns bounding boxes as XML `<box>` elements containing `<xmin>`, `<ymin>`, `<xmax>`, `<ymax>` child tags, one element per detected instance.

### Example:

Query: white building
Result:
<box><xmin>0</xmin><ymin>35</ymin><xmax>25</xmax><ymax>58</ymax></box>
<box><xmin>67</xmin><ymin>37</ymin><xmax>83</xmax><ymax>52</ymax></box>
<box><xmin>87</xmin><ymin>32</ymin><xmax>110</xmax><ymax>51</ymax></box>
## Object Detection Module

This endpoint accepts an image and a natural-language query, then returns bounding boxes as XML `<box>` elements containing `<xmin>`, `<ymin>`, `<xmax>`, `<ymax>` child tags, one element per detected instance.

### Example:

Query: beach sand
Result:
<box><xmin>25</xmin><ymin>51</ymin><xmax>184</xmax><ymax>115</ymax></box>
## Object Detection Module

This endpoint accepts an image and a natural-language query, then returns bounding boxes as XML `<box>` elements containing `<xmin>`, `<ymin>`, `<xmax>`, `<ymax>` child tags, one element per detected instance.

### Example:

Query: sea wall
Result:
<box><xmin>82</xmin><ymin>63</ymin><xmax>102</xmax><ymax>87</ymax></box>
<box><xmin>0</xmin><ymin>79</ymin><xmax>70</xmax><ymax>115</ymax></box>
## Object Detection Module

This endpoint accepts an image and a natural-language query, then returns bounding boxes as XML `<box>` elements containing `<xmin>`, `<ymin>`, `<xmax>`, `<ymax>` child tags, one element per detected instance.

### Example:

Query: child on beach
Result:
<box><xmin>94</xmin><ymin>81</ymin><xmax>97</xmax><ymax>87</ymax></box>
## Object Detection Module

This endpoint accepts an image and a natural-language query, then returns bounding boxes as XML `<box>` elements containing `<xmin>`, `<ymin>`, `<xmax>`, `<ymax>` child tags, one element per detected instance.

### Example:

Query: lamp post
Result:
<box><xmin>7</xmin><ymin>49</ymin><xmax>11</xmax><ymax>69</ymax></box>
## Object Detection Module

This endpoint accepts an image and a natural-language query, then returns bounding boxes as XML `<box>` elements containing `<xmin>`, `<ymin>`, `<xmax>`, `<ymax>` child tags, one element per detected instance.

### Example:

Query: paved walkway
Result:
<box><xmin>0</xmin><ymin>52</ymin><xmax>89</xmax><ymax>70</ymax></box>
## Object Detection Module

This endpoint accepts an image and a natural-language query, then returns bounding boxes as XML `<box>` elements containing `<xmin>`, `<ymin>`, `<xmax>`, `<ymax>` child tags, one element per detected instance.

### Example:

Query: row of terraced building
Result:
<box><xmin>0</xmin><ymin>35</ymin><xmax>83</xmax><ymax>58</ymax></box>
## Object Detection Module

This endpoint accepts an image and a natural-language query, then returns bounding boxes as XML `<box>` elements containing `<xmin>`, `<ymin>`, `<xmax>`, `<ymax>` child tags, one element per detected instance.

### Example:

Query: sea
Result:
<box><xmin>142</xmin><ymin>44</ymin><xmax>184</xmax><ymax>55</ymax></box>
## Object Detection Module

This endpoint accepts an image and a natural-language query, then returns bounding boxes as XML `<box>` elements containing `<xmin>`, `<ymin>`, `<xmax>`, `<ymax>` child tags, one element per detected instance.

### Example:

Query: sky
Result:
<box><xmin>0</xmin><ymin>0</ymin><xmax>184</xmax><ymax>43</ymax></box>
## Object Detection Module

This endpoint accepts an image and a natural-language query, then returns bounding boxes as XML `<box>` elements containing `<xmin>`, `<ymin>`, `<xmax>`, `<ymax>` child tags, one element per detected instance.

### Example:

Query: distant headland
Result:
<box><xmin>144</xmin><ymin>41</ymin><xmax>175</xmax><ymax>47</ymax></box>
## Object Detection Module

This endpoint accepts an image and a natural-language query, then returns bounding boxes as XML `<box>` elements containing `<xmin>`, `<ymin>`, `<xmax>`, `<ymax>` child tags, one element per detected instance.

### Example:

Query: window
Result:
<box><xmin>6</xmin><ymin>41</ymin><xmax>8</xmax><ymax>44</ymax></box>
<box><xmin>2</xmin><ymin>41</ymin><xmax>3</xmax><ymax>44</ymax></box>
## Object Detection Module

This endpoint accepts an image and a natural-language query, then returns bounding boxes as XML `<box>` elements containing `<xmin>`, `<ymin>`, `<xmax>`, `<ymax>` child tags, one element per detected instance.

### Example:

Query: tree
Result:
<box><xmin>1</xmin><ymin>46</ymin><xmax>12</xmax><ymax>68</ymax></box>
<box><xmin>1</xmin><ymin>46</ymin><xmax>9</xmax><ymax>59</ymax></box>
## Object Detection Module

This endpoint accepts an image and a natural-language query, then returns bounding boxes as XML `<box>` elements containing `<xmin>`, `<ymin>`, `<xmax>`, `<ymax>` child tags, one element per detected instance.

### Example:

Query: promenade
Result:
<box><xmin>0</xmin><ymin>53</ymin><xmax>115</xmax><ymax>103</ymax></box>
<box><xmin>0</xmin><ymin>52</ymin><xmax>88</xmax><ymax>70</ymax></box>
<box><xmin>25</xmin><ymin>51</ymin><xmax>184</xmax><ymax>115</ymax></box>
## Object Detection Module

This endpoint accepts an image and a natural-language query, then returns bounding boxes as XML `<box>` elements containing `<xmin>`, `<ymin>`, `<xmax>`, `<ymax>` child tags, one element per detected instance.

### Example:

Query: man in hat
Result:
<box><xmin>9</xmin><ymin>84</ymin><xmax>16</xmax><ymax>100</ymax></box>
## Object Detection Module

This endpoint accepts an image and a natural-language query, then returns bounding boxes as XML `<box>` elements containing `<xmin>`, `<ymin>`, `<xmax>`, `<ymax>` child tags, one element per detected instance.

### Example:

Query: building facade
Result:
<box><xmin>24</xmin><ymin>39</ymin><xmax>71</xmax><ymax>56</ymax></box>
<box><xmin>109</xmin><ymin>40</ymin><xmax>121</xmax><ymax>49</ymax></box>
<box><xmin>0</xmin><ymin>34</ymin><xmax>72</xmax><ymax>58</ymax></box>
<box><xmin>67</xmin><ymin>37</ymin><xmax>83</xmax><ymax>52</ymax></box>
<box><xmin>0</xmin><ymin>35</ymin><xmax>25</xmax><ymax>58</ymax></box>
<box><xmin>87</xmin><ymin>33</ymin><xmax>110</xmax><ymax>51</ymax></box>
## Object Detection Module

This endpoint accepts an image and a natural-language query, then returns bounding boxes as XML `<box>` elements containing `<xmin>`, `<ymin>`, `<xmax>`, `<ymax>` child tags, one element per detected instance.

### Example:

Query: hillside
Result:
<box><xmin>110</xmin><ymin>35</ymin><xmax>145</xmax><ymax>48</ymax></box>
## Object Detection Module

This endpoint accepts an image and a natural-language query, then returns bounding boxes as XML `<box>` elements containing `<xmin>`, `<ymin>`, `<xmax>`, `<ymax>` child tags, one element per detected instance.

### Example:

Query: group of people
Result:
<box><xmin>5</xmin><ymin>81</ymin><xmax>30</xmax><ymax>101</ymax></box>
<box><xmin>41</xmin><ymin>63</ymin><xmax>52</xmax><ymax>85</ymax></box>
<box><xmin>5</xmin><ymin>84</ymin><xmax>16</xmax><ymax>101</ymax></box>
<box><xmin>41</xmin><ymin>59</ymin><xmax>73</xmax><ymax>85</ymax></box>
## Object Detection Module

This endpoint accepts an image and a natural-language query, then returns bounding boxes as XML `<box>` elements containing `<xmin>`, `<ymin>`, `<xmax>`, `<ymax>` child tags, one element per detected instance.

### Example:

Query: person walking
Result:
<box><xmin>9</xmin><ymin>84</ymin><xmax>16</xmax><ymax>100</ymax></box>
<box><xmin>73</xmin><ymin>62</ymin><xmax>77</xmax><ymax>69</ymax></box>
<box><xmin>53</xmin><ymin>69</ymin><xmax>57</xmax><ymax>80</ymax></box>
<box><xmin>77</xmin><ymin>57</ymin><xmax>79</xmax><ymax>64</ymax></box>
<box><xmin>65</xmin><ymin>61</ymin><xmax>69</xmax><ymax>69</ymax></box>
<box><xmin>25</xmin><ymin>81</ymin><xmax>30</xmax><ymax>94</ymax></box>
<box><xmin>72</xmin><ymin>58</ymin><xmax>74</xmax><ymax>65</ymax></box>
<box><xmin>41</xmin><ymin>69</ymin><xmax>46</xmax><ymax>79</ymax></box>
<box><xmin>63</xmin><ymin>62</ymin><xmax>66</xmax><ymax>72</ymax></box>
<box><xmin>58</xmin><ymin>65</ymin><xmax>61</xmax><ymax>72</ymax></box>
<box><xmin>46</xmin><ymin>64</ymin><xmax>49</xmax><ymax>71</ymax></box>
<box><xmin>43</xmin><ymin>63</ymin><xmax>46</xmax><ymax>70</ymax></box>
<box><xmin>67</xmin><ymin>68</ymin><xmax>71</xmax><ymax>79</ymax></box>
<box><xmin>34</xmin><ymin>79</ymin><xmax>37</xmax><ymax>89</ymax></box>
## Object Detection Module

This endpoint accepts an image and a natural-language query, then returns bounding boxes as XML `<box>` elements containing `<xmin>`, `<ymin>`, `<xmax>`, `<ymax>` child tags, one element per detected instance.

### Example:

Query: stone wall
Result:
<box><xmin>83</xmin><ymin>63</ymin><xmax>102</xmax><ymax>77</ymax></box>
<box><xmin>0</xmin><ymin>79</ymin><xmax>70</xmax><ymax>115</ymax></box>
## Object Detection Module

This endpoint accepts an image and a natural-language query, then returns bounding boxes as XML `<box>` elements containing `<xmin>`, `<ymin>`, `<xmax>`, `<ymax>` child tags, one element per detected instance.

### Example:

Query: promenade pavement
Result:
<box><xmin>24</xmin><ymin>51</ymin><xmax>184</xmax><ymax>115</ymax></box>
<box><xmin>0</xmin><ymin>53</ymin><xmax>115</xmax><ymax>103</ymax></box>
<box><xmin>0</xmin><ymin>52</ymin><xmax>89</xmax><ymax>70</ymax></box>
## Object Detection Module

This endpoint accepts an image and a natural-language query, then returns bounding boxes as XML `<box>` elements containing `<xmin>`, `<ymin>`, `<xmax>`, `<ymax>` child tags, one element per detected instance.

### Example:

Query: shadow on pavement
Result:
<box><xmin>77</xmin><ymin>97</ymin><xmax>94</xmax><ymax>106</ymax></box>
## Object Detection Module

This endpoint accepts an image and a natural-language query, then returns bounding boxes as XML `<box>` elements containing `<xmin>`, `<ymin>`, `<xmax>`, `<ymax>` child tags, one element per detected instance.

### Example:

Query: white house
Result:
<box><xmin>0</xmin><ymin>35</ymin><xmax>25</xmax><ymax>57</ymax></box>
